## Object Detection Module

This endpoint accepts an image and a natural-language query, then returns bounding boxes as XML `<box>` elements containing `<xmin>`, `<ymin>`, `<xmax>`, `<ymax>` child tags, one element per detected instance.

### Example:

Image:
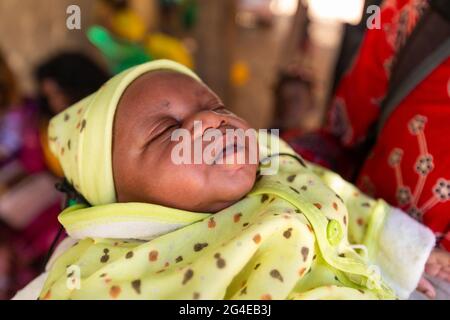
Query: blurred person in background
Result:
<box><xmin>36</xmin><ymin>52</ymin><xmax>110</xmax><ymax>116</ymax></box>
<box><xmin>35</xmin><ymin>52</ymin><xmax>110</xmax><ymax>176</ymax></box>
<box><xmin>277</xmin><ymin>0</ymin><xmax>450</xmax><ymax>298</ymax></box>
<box><xmin>272</xmin><ymin>70</ymin><xmax>315</xmax><ymax>133</ymax></box>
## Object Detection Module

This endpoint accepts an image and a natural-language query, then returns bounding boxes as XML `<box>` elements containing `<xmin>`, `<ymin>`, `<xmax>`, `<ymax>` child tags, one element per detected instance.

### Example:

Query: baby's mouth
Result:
<box><xmin>212</xmin><ymin>142</ymin><xmax>245</xmax><ymax>165</ymax></box>
<box><xmin>201</xmin><ymin>124</ymin><xmax>250</xmax><ymax>165</ymax></box>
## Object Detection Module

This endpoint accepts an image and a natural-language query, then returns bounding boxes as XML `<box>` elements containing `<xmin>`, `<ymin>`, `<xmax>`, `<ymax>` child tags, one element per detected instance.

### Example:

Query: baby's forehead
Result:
<box><xmin>119</xmin><ymin>71</ymin><xmax>194</xmax><ymax>108</ymax></box>
<box><xmin>118</xmin><ymin>70</ymin><xmax>218</xmax><ymax>115</ymax></box>
<box><xmin>130</xmin><ymin>70</ymin><xmax>200</xmax><ymax>90</ymax></box>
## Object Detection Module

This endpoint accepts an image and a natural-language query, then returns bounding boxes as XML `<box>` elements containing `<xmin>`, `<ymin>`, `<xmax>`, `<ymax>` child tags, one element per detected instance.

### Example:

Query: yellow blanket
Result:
<box><xmin>39</xmin><ymin>138</ymin><xmax>396</xmax><ymax>300</ymax></box>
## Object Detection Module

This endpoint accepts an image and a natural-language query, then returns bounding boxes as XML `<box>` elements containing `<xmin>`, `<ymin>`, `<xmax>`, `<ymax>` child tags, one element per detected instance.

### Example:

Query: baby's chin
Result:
<box><xmin>203</xmin><ymin>163</ymin><xmax>258</xmax><ymax>213</ymax></box>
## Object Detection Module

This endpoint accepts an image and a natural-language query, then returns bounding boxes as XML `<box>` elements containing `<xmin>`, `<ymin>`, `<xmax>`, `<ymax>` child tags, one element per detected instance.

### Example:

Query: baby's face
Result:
<box><xmin>113</xmin><ymin>71</ymin><xmax>258</xmax><ymax>212</ymax></box>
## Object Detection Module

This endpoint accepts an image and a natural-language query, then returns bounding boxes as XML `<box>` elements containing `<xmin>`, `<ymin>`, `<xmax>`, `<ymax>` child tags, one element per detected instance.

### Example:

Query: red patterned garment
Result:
<box><xmin>325</xmin><ymin>0</ymin><xmax>450</xmax><ymax>250</ymax></box>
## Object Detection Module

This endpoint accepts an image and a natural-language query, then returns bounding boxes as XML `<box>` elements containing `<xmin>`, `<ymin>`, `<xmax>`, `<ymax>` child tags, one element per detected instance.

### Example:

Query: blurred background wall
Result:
<box><xmin>0</xmin><ymin>0</ymin><xmax>364</xmax><ymax>129</ymax></box>
<box><xmin>0</xmin><ymin>0</ymin><xmax>158</xmax><ymax>94</ymax></box>
<box><xmin>0</xmin><ymin>0</ymin><xmax>95</xmax><ymax>93</ymax></box>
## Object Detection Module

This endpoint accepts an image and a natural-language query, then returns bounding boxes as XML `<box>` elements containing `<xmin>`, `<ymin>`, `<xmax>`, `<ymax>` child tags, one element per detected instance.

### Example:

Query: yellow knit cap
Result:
<box><xmin>48</xmin><ymin>60</ymin><xmax>201</xmax><ymax>205</ymax></box>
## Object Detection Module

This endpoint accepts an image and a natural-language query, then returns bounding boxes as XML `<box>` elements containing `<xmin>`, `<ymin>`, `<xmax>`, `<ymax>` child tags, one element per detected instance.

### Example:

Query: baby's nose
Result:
<box><xmin>185</xmin><ymin>110</ymin><xmax>227</xmax><ymax>139</ymax></box>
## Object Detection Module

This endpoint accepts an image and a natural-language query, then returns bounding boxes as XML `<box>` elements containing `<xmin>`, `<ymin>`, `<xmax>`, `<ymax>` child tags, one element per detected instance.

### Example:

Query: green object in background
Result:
<box><xmin>87</xmin><ymin>26</ymin><xmax>152</xmax><ymax>74</ymax></box>
<box><xmin>160</xmin><ymin>0</ymin><xmax>198</xmax><ymax>30</ymax></box>
<box><xmin>182</xmin><ymin>0</ymin><xmax>198</xmax><ymax>30</ymax></box>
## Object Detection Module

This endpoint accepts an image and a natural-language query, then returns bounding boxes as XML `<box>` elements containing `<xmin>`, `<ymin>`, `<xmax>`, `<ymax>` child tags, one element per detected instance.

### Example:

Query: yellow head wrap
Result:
<box><xmin>48</xmin><ymin>60</ymin><xmax>201</xmax><ymax>205</ymax></box>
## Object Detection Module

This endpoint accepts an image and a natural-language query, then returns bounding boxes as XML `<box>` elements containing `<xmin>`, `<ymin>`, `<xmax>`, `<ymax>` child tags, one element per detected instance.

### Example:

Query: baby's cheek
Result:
<box><xmin>168</xmin><ymin>164</ymin><xmax>207</xmax><ymax>194</ymax></box>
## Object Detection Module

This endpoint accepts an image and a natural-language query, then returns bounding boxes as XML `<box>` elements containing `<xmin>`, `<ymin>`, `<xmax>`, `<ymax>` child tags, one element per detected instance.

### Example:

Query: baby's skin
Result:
<box><xmin>113</xmin><ymin>71</ymin><xmax>258</xmax><ymax>213</ymax></box>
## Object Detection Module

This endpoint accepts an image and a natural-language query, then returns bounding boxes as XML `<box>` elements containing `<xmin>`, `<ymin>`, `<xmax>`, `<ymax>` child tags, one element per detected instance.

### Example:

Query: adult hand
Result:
<box><xmin>416</xmin><ymin>249</ymin><xmax>450</xmax><ymax>299</ymax></box>
<box><xmin>425</xmin><ymin>249</ymin><xmax>450</xmax><ymax>282</ymax></box>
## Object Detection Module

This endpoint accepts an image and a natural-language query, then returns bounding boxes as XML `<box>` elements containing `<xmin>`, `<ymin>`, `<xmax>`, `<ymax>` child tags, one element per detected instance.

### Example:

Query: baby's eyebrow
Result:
<box><xmin>137</xmin><ymin>99</ymin><xmax>178</xmax><ymax>133</ymax></box>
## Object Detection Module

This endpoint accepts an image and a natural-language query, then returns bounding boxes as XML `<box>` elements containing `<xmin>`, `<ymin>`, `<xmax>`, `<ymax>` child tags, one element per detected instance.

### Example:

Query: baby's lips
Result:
<box><xmin>214</xmin><ymin>143</ymin><xmax>246</xmax><ymax>165</ymax></box>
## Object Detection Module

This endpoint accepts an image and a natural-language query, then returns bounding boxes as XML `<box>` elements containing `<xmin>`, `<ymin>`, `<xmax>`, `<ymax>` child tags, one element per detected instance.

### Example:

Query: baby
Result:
<box><xmin>14</xmin><ymin>60</ymin><xmax>436</xmax><ymax>300</ymax></box>
<box><xmin>112</xmin><ymin>68</ymin><xmax>258</xmax><ymax>213</ymax></box>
